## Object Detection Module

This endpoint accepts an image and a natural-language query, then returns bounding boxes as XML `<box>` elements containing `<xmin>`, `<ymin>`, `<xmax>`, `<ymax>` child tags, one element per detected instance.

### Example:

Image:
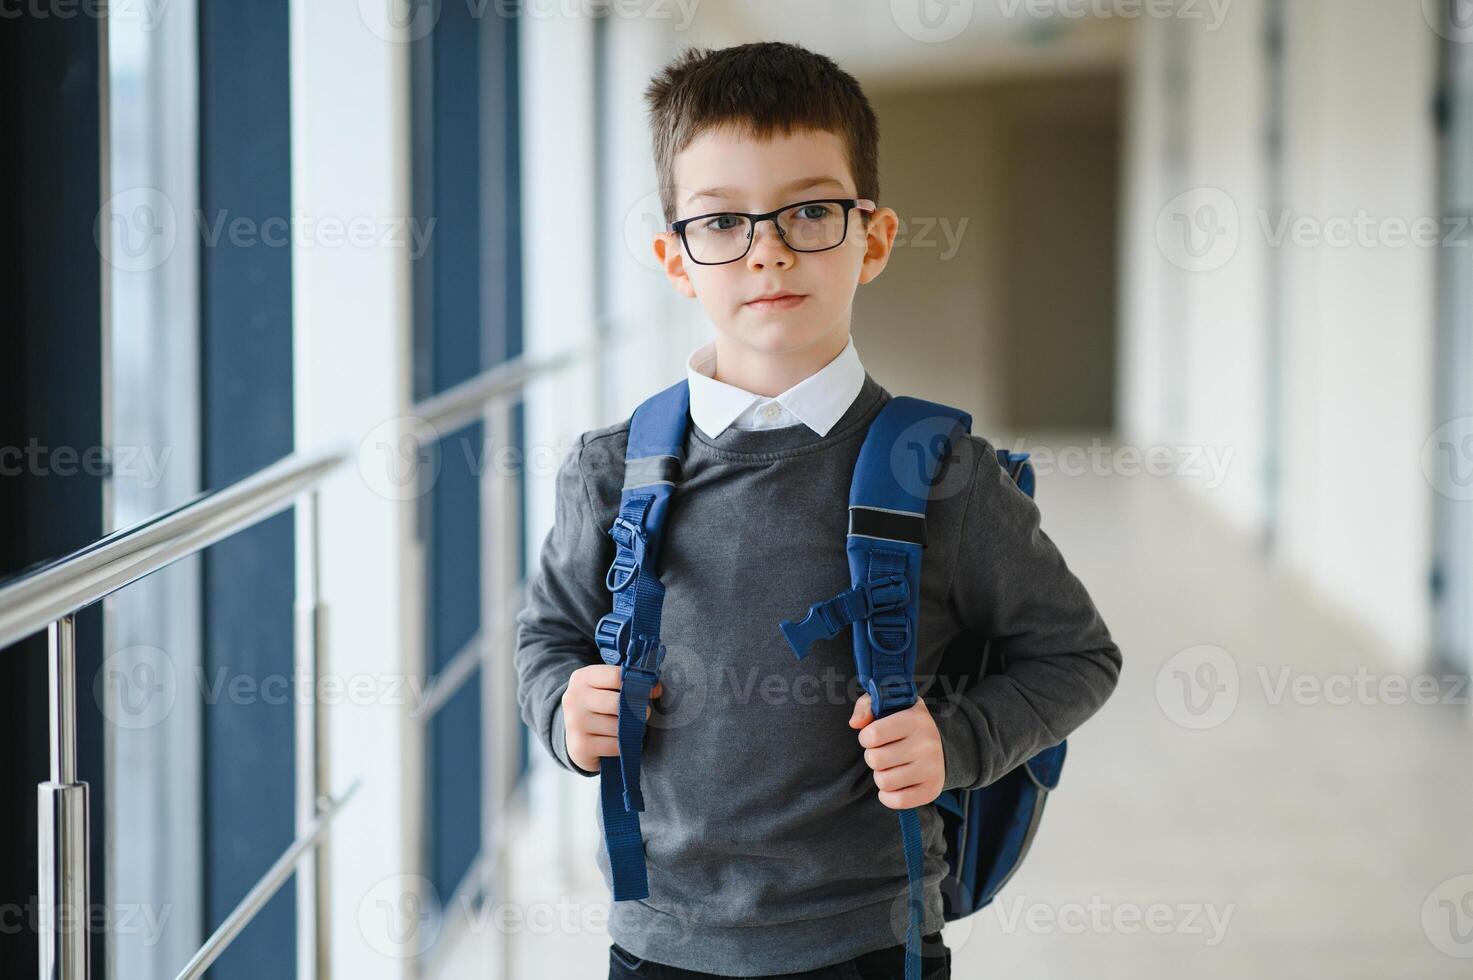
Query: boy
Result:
<box><xmin>514</xmin><ymin>41</ymin><xmax>1122</xmax><ymax>979</ymax></box>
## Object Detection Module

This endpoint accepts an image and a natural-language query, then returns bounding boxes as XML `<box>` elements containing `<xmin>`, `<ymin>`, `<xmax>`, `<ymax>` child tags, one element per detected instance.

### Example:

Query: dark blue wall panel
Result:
<box><xmin>414</xmin><ymin>0</ymin><xmax>525</xmax><ymax>902</ymax></box>
<box><xmin>198</xmin><ymin>0</ymin><xmax>297</xmax><ymax>975</ymax></box>
<box><xmin>0</xmin><ymin>12</ymin><xmax>107</xmax><ymax>975</ymax></box>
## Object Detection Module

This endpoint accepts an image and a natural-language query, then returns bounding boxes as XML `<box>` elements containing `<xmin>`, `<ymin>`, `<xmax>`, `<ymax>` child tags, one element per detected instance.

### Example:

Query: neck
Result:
<box><xmin>710</xmin><ymin>326</ymin><xmax>850</xmax><ymax>397</ymax></box>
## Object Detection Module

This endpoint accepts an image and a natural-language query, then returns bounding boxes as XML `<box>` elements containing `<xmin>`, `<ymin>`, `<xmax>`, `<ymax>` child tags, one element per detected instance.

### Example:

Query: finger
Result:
<box><xmin>581</xmin><ymin>664</ymin><xmax>624</xmax><ymax>691</ymax></box>
<box><xmin>857</xmin><ymin>714</ymin><xmax>907</xmax><ymax>748</ymax></box>
<box><xmin>863</xmin><ymin>741</ymin><xmax>910</xmax><ymax>771</ymax></box>
<box><xmin>585</xmin><ymin>735</ymin><xmax>619</xmax><ymax>758</ymax></box>
<box><xmin>877</xmin><ymin>787</ymin><xmax>930</xmax><ymax>810</ymax></box>
<box><xmin>587</xmin><ymin>688</ymin><xmax>620</xmax><ymax>717</ymax></box>
<box><xmin>849</xmin><ymin>694</ymin><xmax>872</xmax><ymax>729</ymax></box>
<box><xmin>576</xmin><ymin>710</ymin><xmax>619</xmax><ymax>739</ymax></box>
<box><xmin>873</xmin><ymin>761</ymin><xmax>925</xmax><ymax>793</ymax></box>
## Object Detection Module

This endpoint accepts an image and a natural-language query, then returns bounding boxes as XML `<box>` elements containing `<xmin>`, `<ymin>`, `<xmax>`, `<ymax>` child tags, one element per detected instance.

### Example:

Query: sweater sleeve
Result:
<box><xmin>931</xmin><ymin>438</ymin><xmax>1123</xmax><ymax>793</ymax></box>
<box><xmin>514</xmin><ymin>435</ymin><xmax>613</xmax><ymax>779</ymax></box>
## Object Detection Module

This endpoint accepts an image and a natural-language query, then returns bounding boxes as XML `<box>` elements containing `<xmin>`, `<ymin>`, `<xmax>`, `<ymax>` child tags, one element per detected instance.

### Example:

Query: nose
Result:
<box><xmin>745</xmin><ymin>217</ymin><xmax>793</xmax><ymax>270</ymax></box>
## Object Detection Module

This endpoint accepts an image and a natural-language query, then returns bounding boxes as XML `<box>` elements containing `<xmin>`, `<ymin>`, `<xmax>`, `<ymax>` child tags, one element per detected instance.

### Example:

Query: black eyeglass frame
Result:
<box><xmin>665</xmin><ymin>197</ymin><xmax>877</xmax><ymax>265</ymax></box>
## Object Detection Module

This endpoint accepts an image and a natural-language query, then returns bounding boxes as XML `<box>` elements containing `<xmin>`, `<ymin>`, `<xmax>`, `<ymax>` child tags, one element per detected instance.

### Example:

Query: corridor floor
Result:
<box><xmin>438</xmin><ymin>434</ymin><xmax>1473</xmax><ymax>977</ymax></box>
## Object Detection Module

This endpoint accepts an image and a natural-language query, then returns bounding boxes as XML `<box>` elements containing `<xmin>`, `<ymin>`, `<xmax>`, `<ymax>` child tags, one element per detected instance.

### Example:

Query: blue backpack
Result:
<box><xmin>594</xmin><ymin>379</ymin><xmax>1065</xmax><ymax>980</ymax></box>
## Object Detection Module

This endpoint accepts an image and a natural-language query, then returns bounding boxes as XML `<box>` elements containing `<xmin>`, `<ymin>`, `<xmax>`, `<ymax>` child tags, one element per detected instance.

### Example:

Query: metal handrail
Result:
<box><xmin>171</xmin><ymin>780</ymin><xmax>362</xmax><ymax>980</ymax></box>
<box><xmin>409</xmin><ymin>343</ymin><xmax>583</xmax><ymax>440</ymax></box>
<box><xmin>0</xmin><ymin>346</ymin><xmax>582</xmax><ymax>650</ymax></box>
<box><xmin>0</xmin><ymin>447</ymin><xmax>347</xmax><ymax>652</ymax></box>
<box><xmin>2</xmin><ymin>346</ymin><xmax>585</xmax><ymax>980</ymax></box>
<box><xmin>411</xmin><ymin>581</ymin><xmax>525</xmax><ymax>721</ymax></box>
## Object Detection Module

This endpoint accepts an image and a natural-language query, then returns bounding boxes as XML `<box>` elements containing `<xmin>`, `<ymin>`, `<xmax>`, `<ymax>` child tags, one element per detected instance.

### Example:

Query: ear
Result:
<box><xmin>654</xmin><ymin>231</ymin><xmax>697</xmax><ymax>299</ymax></box>
<box><xmin>857</xmin><ymin>206</ymin><xmax>901</xmax><ymax>285</ymax></box>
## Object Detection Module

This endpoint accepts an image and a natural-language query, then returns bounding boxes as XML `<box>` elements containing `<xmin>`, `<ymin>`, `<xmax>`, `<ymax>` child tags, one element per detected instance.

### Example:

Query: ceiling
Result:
<box><xmin>686</xmin><ymin>1</ymin><xmax>1132</xmax><ymax>92</ymax></box>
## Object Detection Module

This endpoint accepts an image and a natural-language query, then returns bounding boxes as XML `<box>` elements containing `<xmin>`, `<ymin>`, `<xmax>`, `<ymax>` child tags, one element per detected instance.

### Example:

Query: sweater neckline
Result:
<box><xmin>686</xmin><ymin>372</ymin><xmax>890</xmax><ymax>459</ymax></box>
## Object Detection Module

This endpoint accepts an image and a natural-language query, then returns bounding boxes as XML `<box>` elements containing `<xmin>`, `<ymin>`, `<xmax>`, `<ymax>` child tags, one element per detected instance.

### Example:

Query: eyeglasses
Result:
<box><xmin>666</xmin><ymin>198</ymin><xmax>876</xmax><ymax>266</ymax></box>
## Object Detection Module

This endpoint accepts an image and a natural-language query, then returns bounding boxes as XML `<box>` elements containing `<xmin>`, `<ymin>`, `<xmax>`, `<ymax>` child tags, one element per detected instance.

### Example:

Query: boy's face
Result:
<box><xmin>654</xmin><ymin>125</ymin><xmax>898</xmax><ymax>358</ymax></box>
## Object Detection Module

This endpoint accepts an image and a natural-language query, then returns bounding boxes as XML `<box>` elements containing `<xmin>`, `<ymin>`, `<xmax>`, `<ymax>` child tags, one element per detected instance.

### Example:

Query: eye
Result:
<box><xmin>793</xmin><ymin>203</ymin><xmax>838</xmax><ymax>221</ymax></box>
<box><xmin>698</xmin><ymin>213</ymin><xmax>745</xmax><ymax>234</ymax></box>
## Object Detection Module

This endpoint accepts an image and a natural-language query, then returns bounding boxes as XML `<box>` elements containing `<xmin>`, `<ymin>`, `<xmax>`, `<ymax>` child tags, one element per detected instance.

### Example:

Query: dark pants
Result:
<box><xmin>608</xmin><ymin>931</ymin><xmax>950</xmax><ymax>979</ymax></box>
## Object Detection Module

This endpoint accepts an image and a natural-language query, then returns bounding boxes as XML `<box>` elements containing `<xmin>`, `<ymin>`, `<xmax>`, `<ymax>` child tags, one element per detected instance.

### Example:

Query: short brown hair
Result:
<box><xmin>643</xmin><ymin>41</ymin><xmax>880</xmax><ymax>226</ymax></box>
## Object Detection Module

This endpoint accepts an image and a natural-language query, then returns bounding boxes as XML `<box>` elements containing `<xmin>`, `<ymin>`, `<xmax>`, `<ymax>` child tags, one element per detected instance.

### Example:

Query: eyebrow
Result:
<box><xmin>684</xmin><ymin>175</ymin><xmax>848</xmax><ymax>207</ymax></box>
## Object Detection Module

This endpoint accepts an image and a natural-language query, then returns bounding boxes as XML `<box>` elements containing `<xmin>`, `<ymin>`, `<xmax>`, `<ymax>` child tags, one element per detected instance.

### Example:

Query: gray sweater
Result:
<box><xmin>513</xmin><ymin>371</ymin><xmax>1122</xmax><ymax>975</ymax></box>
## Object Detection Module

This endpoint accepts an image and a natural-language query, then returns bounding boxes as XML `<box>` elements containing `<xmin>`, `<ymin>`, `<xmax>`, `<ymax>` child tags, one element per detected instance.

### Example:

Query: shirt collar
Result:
<box><xmin>685</xmin><ymin>334</ymin><xmax>866</xmax><ymax>440</ymax></box>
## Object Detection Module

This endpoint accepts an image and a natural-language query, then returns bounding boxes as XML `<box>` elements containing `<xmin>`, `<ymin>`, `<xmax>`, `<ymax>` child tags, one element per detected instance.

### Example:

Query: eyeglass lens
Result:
<box><xmin>682</xmin><ymin>201</ymin><xmax>850</xmax><ymax>264</ymax></box>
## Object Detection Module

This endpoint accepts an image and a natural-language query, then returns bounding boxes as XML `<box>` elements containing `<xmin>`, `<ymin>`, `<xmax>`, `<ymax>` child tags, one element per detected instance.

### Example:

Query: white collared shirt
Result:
<box><xmin>685</xmin><ymin>334</ymin><xmax>866</xmax><ymax>439</ymax></box>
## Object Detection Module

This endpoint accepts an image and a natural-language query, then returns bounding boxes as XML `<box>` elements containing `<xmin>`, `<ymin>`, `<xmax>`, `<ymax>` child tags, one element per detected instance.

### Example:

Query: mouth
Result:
<box><xmin>744</xmin><ymin>292</ymin><xmax>807</xmax><ymax>311</ymax></box>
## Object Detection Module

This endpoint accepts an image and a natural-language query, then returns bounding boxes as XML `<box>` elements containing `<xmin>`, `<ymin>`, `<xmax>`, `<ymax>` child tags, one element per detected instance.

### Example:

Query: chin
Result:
<box><xmin>723</xmin><ymin>320</ymin><xmax>828</xmax><ymax>354</ymax></box>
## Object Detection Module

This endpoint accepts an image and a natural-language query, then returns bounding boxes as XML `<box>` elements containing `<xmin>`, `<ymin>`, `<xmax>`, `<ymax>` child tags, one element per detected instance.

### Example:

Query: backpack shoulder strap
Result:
<box><xmin>845</xmin><ymin>396</ymin><xmax>972</xmax><ymax>717</ymax></box>
<box><xmin>595</xmin><ymin>377</ymin><xmax>689</xmax><ymax>902</ymax></box>
<box><xmin>777</xmin><ymin>393</ymin><xmax>971</xmax><ymax>980</ymax></box>
<box><xmin>778</xmin><ymin>395</ymin><xmax>972</xmax><ymax>715</ymax></box>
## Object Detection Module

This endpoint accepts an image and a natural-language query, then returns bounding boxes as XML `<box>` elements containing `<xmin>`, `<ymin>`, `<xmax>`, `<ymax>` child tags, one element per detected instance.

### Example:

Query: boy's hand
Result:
<box><xmin>561</xmin><ymin>663</ymin><xmax>663</xmax><ymax>775</ymax></box>
<box><xmin>849</xmin><ymin>693</ymin><xmax>944</xmax><ymax>809</ymax></box>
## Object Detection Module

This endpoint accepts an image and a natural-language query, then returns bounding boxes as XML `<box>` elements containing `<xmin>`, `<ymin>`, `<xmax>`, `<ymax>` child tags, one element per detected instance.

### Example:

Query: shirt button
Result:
<box><xmin>761</xmin><ymin>403</ymin><xmax>780</xmax><ymax>420</ymax></box>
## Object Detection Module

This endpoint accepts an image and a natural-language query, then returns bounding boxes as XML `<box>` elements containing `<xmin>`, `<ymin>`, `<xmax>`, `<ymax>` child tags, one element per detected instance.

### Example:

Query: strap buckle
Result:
<box><xmin>621</xmin><ymin>633</ymin><xmax>666</xmax><ymax>685</ymax></box>
<box><xmin>594</xmin><ymin>612</ymin><xmax>630</xmax><ymax>666</ymax></box>
<box><xmin>863</xmin><ymin>572</ymin><xmax>912</xmax><ymax>656</ymax></box>
<box><xmin>869</xmin><ymin>673</ymin><xmax>918</xmax><ymax>717</ymax></box>
<box><xmin>779</xmin><ymin>592</ymin><xmax>854</xmax><ymax>660</ymax></box>
<box><xmin>604</xmin><ymin>516</ymin><xmax>647</xmax><ymax>592</ymax></box>
<box><xmin>597</xmin><ymin>613</ymin><xmax>666</xmax><ymax>680</ymax></box>
<box><xmin>860</xmin><ymin>574</ymin><xmax>908</xmax><ymax>615</ymax></box>
<box><xmin>778</xmin><ymin>574</ymin><xmax>912</xmax><ymax>660</ymax></box>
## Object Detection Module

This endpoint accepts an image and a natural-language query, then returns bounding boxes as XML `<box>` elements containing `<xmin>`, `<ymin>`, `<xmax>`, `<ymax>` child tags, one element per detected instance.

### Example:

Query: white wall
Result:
<box><xmin>1119</xmin><ymin>0</ymin><xmax>1441</xmax><ymax>665</ymax></box>
<box><xmin>1180</xmin><ymin>0</ymin><xmax>1270</xmax><ymax>534</ymax></box>
<box><xmin>1118</xmin><ymin>14</ymin><xmax>1173</xmax><ymax>455</ymax></box>
<box><xmin>1275</xmin><ymin>0</ymin><xmax>1439</xmax><ymax>665</ymax></box>
<box><xmin>290</xmin><ymin>2</ymin><xmax>420</xmax><ymax>976</ymax></box>
<box><xmin>1120</xmin><ymin>1</ymin><xmax>1272</xmax><ymax>532</ymax></box>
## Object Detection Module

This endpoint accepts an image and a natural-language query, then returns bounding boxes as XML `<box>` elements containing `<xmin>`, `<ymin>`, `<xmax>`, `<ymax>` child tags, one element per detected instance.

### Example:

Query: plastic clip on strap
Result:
<box><xmin>594</xmin><ymin>497</ymin><xmax>668</xmax><ymax>901</ymax></box>
<box><xmin>777</xmin><ymin>574</ymin><xmax>910</xmax><ymax>661</ymax></box>
<box><xmin>615</xmin><ymin>634</ymin><xmax>665</xmax><ymax>812</ymax></box>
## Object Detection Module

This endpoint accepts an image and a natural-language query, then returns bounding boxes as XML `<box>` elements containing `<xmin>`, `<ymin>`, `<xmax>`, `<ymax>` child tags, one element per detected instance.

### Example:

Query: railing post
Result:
<box><xmin>295</xmin><ymin>489</ymin><xmax>328</xmax><ymax>980</ymax></box>
<box><xmin>483</xmin><ymin>395</ymin><xmax>520</xmax><ymax>980</ymax></box>
<box><xmin>38</xmin><ymin>613</ymin><xmax>90</xmax><ymax>980</ymax></box>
